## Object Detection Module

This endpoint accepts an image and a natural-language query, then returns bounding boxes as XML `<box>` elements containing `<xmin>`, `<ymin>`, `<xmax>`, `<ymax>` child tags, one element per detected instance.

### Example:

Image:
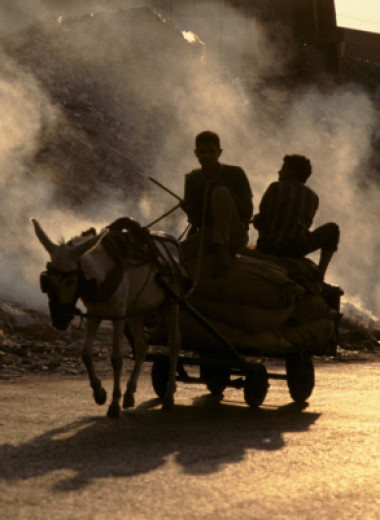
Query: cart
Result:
<box><xmin>144</xmin><ymin>265</ymin><xmax>343</xmax><ymax>408</ymax></box>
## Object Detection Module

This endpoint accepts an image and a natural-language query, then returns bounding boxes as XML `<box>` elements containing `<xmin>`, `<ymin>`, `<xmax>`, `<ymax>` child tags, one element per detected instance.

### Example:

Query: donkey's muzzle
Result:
<box><xmin>48</xmin><ymin>300</ymin><xmax>75</xmax><ymax>331</ymax></box>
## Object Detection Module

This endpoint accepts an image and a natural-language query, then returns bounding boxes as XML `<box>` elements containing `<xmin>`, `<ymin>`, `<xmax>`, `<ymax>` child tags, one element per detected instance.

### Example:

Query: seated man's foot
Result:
<box><xmin>211</xmin><ymin>244</ymin><xmax>231</xmax><ymax>278</ymax></box>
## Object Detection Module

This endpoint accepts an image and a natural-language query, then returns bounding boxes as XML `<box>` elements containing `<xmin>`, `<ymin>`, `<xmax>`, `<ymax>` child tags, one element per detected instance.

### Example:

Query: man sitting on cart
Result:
<box><xmin>180</xmin><ymin>131</ymin><xmax>254</xmax><ymax>277</ymax></box>
<box><xmin>253</xmin><ymin>154</ymin><xmax>339</xmax><ymax>279</ymax></box>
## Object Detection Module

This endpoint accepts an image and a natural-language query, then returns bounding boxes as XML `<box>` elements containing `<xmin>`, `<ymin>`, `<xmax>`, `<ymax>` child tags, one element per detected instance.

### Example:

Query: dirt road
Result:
<box><xmin>0</xmin><ymin>360</ymin><xmax>379</xmax><ymax>520</ymax></box>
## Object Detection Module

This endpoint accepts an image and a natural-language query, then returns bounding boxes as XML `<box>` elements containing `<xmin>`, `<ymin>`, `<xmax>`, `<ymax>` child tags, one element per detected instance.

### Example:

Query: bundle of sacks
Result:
<box><xmin>180</xmin><ymin>248</ymin><xmax>340</xmax><ymax>356</ymax></box>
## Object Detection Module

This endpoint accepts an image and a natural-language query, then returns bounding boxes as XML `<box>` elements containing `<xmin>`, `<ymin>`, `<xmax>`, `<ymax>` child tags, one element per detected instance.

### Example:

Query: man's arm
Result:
<box><xmin>182</xmin><ymin>173</ymin><xmax>203</xmax><ymax>230</ymax></box>
<box><xmin>252</xmin><ymin>183</ymin><xmax>277</xmax><ymax>232</ymax></box>
<box><xmin>298</xmin><ymin>188</ymin><xmax>319</xmax><ymax>231</ymax></box>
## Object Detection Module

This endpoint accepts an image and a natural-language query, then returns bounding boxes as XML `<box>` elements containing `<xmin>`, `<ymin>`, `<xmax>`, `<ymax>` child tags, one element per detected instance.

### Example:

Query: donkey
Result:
<box><xmin>31</xmin><ymin>217</ymin><xmax>185</xmax><ymax>418</ymax></box>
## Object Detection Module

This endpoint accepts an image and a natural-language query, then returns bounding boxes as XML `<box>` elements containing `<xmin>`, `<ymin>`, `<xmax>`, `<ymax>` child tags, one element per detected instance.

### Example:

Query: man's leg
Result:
<box><xmin>210</xmin><ymin>186</ymin><xmax>248</xmax><ymax>276</ymax></box>
<box><xmin>318</xmin><ymin>249</ymin><xmax>335</xmax><ymax>277</ymax></box>
<box><xmin>180</xmin><ymin>186</ymin><xmax>248</xmax><ymax>276</ymax></box>
<box><xmin>210</xmin><ymin>186</ymin><xmax>248</xmax><ymax>251</ymax></box>
<box><xmin>302</xmin><ymin>223</ymin><xmax>340</xmax><ymax>277</ymax></box>
<box><xmin>180</xmin><ymin>229</ymin><xmax>212</xmax><ymax>262</ymax></box>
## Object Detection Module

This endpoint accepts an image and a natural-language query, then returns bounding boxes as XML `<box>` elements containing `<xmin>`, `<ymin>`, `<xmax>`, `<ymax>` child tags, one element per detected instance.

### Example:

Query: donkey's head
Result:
<box><xmin>31</xmin><ymin>218</ymin><xmax>107</xmax><ymax>330</ymax></box>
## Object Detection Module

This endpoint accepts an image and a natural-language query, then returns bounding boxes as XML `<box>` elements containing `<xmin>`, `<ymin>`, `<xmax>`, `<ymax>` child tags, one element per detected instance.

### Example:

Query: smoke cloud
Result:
<box><xmin>0</xmin><ymin>1</ymin><xmax>379</xmax><ymax>318</ymax></box>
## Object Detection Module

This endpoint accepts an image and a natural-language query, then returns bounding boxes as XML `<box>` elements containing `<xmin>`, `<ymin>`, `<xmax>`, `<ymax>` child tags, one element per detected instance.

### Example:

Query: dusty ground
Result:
<box><xmin>0</xmin><ymin>362</ymin><xmax>379</xmax><ymax>520</ymax></box>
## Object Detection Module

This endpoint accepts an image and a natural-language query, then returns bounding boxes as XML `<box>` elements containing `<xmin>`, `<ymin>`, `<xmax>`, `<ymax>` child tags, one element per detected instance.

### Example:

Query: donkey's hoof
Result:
<box><xmin>107</xmin><ymin>403</ymin><xmax>120</xmax><ymax>418</ymax></box>
<box><xmin>94</xmin><ymin>387</ymin><xmax>107</xmax><ymax>405</ymax></box>
<box><xmin>122</xmin><ymin>392</ymin><xmax>135</xmax><ymax>408</ymax></box>
<box><xmin>162</xmin><ymin>395</ymin><xmax>174</xmax><ymax>411</ymax></box>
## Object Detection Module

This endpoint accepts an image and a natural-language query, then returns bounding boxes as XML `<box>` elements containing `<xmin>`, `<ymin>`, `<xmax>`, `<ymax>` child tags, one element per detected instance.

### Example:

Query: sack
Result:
<box><xmin>291</xmin><ymin>294</ymin><xmax>332</xmax><ymax>324</ymax></box>
<box><xmin>189</xmin><ymin>295</ymin><xmax>295</xmax><ymax>334</ymax></box>
<box><xmin>177</xmin><ymin>311</ymin><xmax>336</xmax><ymax>356</ymax></box>
<box><xmin>282</xmin><ymin>319</ymin><xmax>336</xmax><ymax>353</ymax></box>
<box><xmin>187</xmin><ymin>253</ymin><xmax>304</xmax><ymax>309</ymax></box>
<box><xmin>177</xmin><ymin>310</ymin><xmax>294</xmax><ymax>355</ymax></box>
<box><xmin>243</xmin><ymin>245</ymin><xmax>323</xmax><ymax>295</ymax></box>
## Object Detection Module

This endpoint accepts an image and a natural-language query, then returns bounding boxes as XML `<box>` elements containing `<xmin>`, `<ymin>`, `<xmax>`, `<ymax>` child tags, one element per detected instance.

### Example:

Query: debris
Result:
<box><xmin>0</xmin><ymin>301</ymin><xmax>133</xmax><ymax>376</ymax></box>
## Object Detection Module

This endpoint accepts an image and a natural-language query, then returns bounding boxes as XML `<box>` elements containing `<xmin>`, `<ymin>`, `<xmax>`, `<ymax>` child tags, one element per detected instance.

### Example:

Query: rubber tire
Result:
<box><xmin>286</xmin><ymin>354</ymin><xmax>315</xmax><ymax>402</ymax></box>
<box><xmin>151</xmin><ymin>357</ymin><xmax>170</xmax><ymax>399</ymax></box>
<box><xmin>200</xmin><ymin>364</ymin><xmax>230</xmax><ymax>395</ymax></box>
<box><xmin>243</xmin><ymin>363</ymin><xmax>269</xmax><ymax>407</ymax></box>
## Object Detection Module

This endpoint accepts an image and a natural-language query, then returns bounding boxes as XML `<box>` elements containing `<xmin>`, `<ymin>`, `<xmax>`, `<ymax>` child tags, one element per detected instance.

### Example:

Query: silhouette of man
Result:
<box><xmin>253</xmin><ymin>154</ymin><xmax>339</xmax><ymax>278</ymax></box>
<box><xmin>181</xmin><ymin>131</ymin><xmax>253</xmax><ymax>277</ymax></box>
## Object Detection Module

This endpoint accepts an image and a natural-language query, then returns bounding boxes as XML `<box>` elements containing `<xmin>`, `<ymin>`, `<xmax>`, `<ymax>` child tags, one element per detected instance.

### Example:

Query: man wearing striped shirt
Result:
<box><xmin>253</xmin><ymin>154</ymin><xmax>339</xmax><ymax>279</ymax></box>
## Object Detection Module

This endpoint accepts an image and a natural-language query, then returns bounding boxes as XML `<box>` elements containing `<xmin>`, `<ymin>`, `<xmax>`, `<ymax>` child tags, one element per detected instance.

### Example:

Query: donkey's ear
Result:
<box><xmin>68</xmin><ymin>229</ymin><xmax>109</xmax><ymax>263</ymax></box>
<box><xmin>30</xmin><ymin>218</ymin><xmax>58</xmax><ymax>256</ymax></box>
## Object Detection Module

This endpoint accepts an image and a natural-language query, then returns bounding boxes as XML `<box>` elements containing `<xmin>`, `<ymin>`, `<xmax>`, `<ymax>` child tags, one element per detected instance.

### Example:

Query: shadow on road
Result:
<box><xmin>0</xmin><ymin>399</ymin><xmax>320</xmax><ymax>491</ymax></box>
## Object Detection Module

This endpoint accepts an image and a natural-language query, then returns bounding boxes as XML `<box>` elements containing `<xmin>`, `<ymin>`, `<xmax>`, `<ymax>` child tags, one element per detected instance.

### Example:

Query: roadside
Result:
<box><xmin>0</xmin><ymin>299</ymin><xmax>379</xmax><ymax>381</ymax></box>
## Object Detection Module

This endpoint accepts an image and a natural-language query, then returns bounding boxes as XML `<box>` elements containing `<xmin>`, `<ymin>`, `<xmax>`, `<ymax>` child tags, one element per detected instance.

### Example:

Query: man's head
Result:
<box><xmin>194</xmin><ymin>131</ymin><xmax>222</xmax><ymax>169</ymax></box>
<box><xmin>279</xmin><ymin>154</ymin><xmax>312</xmax><ymax>183</ymax></box>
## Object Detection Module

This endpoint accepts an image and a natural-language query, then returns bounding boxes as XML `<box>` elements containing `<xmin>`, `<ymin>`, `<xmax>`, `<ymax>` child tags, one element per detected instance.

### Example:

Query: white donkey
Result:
<box><xmin>31</xmin><ymin>218</ymin><xmax>184</xmax><ymax>417</ymax></box>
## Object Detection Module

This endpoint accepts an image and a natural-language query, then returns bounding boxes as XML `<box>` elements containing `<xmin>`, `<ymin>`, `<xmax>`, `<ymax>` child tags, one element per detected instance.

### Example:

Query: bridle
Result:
<box><xmin>40</xmin><ymin>262</ymin><xmax>84</xmax><ymax>330</ymax></box>
<box><xmin>40</xmin><ymin>262</ymin><xmax>81</xmax><ymax>295</ymax></box>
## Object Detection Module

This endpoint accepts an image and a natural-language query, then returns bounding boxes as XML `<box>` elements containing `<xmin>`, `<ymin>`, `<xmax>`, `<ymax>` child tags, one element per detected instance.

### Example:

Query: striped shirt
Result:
<box><xmin>254</xmin><ymin>180</ymin><xmax>319</xmax><ymax>254</ymax></box>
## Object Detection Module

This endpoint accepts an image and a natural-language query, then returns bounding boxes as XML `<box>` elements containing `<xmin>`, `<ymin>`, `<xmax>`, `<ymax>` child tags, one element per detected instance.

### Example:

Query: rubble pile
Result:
<box><xmin>336</xmin><ymin>302</ymin><xmax>380</xmax><ymax>361</ymax></box>
<box><xmin>1</xmin><ymin>7</ymin><xmax>202</xmax><ymax>207</ymax></box>
<box><xmin>0</xmin><ymin>302</ymin><xmax>132</xmax><ymax>379</ymax></box>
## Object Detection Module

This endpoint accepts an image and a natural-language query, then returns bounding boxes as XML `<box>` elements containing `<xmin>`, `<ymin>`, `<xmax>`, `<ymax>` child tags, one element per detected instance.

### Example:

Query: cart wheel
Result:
<box><xmin>200</xmin><ymin>364</ymin><xmax>230</xmax><ymax>396</ymax></box>
<box><xmin>286</xmin><ymin>354</ymin><xmax>315</xmax><ymax>402</ymax></box>
<box><xmin>151</xmin><ymin>357</ymin><xmax>170</xmax><ymax>399</ymax></box>
<box><xmin>244</xmin><ymin>363</ymin><xmax>269</xmax><ymax>407</ymax></box>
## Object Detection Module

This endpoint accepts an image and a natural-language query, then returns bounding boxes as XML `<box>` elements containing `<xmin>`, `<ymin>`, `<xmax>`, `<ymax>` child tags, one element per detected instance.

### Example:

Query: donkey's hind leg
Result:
<box><xmin>123</xmin><ymin>316</ymin><xmax>149</xmax><ymax>409</ymax></box>
<box><xmin>81</xmin><ymin>319</ymin><xmax>107</xmax><ymax>405</ymax></box>
<box><xmin>107</xmin><ymin>319</ymin><xmax>126</xmax><ymax>418</ymax></box>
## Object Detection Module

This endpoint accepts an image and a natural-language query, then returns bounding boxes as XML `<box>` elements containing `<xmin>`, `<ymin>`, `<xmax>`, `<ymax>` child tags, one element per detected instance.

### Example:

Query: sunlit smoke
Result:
<box><xmin>0</xmin><ymin>1</ymin><xmax>379</xmax><ymax>320</ymax></box>
<box><xmin>182</xmin><ymin>31</ymin><xmax>198</xmax><ymax>44</ymax></box>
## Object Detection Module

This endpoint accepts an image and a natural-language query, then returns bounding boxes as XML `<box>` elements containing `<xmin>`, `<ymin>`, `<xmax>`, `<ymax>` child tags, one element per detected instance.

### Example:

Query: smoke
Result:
<box><xmin>0</xmin><ymin>1</ymin><xmax>379</xmax><ymax>318</ymax></box>
<box><xmin>0</xmin><ymin>49</ymin><xmax>57</xmax><ymax>306</ymax></box>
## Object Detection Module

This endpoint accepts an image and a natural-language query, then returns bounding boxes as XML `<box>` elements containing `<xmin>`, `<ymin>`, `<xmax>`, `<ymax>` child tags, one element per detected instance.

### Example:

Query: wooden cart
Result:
<box><xmin>143</xmin><ymin>279</ymin><xmax>343</xmax><ymax>408</ymax></box>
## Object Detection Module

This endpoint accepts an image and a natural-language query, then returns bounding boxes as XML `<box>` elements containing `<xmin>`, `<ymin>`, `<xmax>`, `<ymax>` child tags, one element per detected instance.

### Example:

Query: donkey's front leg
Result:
<box><xmin>107</xmin><ymin>319</ymin><xmax>126</xmax><ymax>418</ymax></box>
<box><xmin>162</xmin><ymin>304</ymin><xmax>181</xmax><ymax>411</ymax></box>
<box><xmin>82</xmin><ymin>319</ymin><xmax>106</xmax><ymax>405</ymax></box>
<box><xmin>123</xmin><ymin>316</ymin><xmax>149</xmax><ymax>409</ymax></box>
